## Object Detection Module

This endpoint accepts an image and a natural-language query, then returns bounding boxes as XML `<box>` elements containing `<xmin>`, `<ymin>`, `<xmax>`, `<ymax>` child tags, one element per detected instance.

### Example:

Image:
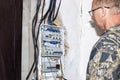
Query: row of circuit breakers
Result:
<box><xmin>38</xmin><ymin>25</ymin><xmax>65</xmax><ymax>79</ymax></box>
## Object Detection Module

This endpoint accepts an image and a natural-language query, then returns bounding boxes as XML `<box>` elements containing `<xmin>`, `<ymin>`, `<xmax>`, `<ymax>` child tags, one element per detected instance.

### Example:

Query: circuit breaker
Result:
<box><xmin>38</xmin><ymin>25</ymin><xmax>65</xmax><ymax>80</ymax></box>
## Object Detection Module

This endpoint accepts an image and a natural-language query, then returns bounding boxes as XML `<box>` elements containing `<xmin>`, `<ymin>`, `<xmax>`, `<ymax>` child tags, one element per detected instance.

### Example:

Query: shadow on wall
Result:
<box><xmin>89</xmin><ymin>21</ymin><xmax>104</xmax><ymax>36</ymax></box>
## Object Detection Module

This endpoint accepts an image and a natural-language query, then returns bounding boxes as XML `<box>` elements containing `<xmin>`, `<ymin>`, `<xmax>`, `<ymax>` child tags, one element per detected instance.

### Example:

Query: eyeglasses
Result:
<box><xmin>88</xmin><ymin>7</ymin><xmax>110</xmax><ymax>16</ymax></box>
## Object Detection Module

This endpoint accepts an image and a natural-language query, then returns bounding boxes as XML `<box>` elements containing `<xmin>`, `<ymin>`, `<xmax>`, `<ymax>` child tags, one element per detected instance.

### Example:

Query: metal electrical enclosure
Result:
<box><xmin>38</xmin><ymin>25</ymin><xmax>65</xmax><ymax>80</ymax></box>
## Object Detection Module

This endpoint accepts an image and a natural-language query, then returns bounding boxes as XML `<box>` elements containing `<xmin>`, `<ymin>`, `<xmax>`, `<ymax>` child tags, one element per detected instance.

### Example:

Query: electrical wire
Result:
<box><xmin>53</xmin><ymin>0</ymin><xmax>61</xmax><ymax>21</ymax></box>
<box><xmin>26</xmin><ymin>0</ymin><xmax>64</xmax><ymax>80</ymax></box>
<box><xmin>26</xmin><ymin>0</ymin><xmax>41</xmax><ymax>80</ymax></box>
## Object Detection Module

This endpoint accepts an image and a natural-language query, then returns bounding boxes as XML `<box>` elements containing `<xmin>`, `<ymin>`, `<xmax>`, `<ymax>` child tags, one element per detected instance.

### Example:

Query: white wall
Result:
<box><xmin>59</xmin><ymin>0</ymin><xmax>82</xmax><ymax>80</ymax></box>
<box><xmin>59</xmin><ymin>0</ymin><xmax>100</xmax><ymax>80</ymax></box>
<box><xmin>22</xmin><ymin>0</ymin><xmax>100</xmax><ymax>80</ymax></box>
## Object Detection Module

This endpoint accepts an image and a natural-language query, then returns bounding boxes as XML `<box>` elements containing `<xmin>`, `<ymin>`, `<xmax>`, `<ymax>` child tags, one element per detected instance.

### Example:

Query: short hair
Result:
<box><xmin>95</xmin><ymin>0</ymin><xmax>120</xmax><ymax>14</ymax></box>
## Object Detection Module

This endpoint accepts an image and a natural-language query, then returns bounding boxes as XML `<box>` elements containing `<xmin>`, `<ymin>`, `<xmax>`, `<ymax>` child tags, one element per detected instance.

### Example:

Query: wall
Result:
<box><xmin>22</xmin><ymin>0</ymin><xmax>100</xmax><ymax>80</ymax></box>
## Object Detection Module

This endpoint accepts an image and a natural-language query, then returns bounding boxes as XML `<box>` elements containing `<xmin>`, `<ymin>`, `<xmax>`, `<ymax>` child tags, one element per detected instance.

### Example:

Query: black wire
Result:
<box><xmin>26</xmin><ymin>0</ymin><xmax>62</xmax><ymax>80</ymax></box>
<box><xmin>41</xmin><ymin>0</ymin><xmax>45</xmax><ymax>20</ymax></box>
<box><xmin>26</xmin><ymin>0</ymin><xmax>41</xmax><ymax>80</ymax></box>
<box><xmin>26</xmin><ymin>62</ymin><xmax>35</xmax><ymax>80</ymax></box>
<box><xmin>33</xmin><ymin>1</ymin><xmax>42</xmax><ymax>80</ymax></box>
<box><xmin>51</xmin><ymin>0</ymin><xmax>56</xmax><ymax>23</ymax></box>
<box><xmin>35</xmin><ymin>0</ymin><xmax>62</xmax><ymax>79</ymax></box>
<box><xmin>34</xmin><ymin>0</ymin><xmax>45</xmax><ymax>70</ymax></box>
<box><xmin>53</xmin><ymin>0</ymin><xmax>61</xmax><ymax>21</ymax></box>
<box><xmin>32</xmin><ymin>0</ymin><xmax>46</xmax><ymax>80</ymax></box>
<box><xmin>32</xmin><ymin>0</ymin><xmax>41</xmax><ymax>63</ymax></box>
<box><xmin>36</xmin><ymin>0</ymin><xmax>53</xmax><ymax>42</ymax></box>
<box><xmin>63</xmin><ymin>77</ymin><xmax>67</xmax><ymax>80</ymax></box>
<box><xmin>47</xmin><ymin>0</ymin><xmax>54</xmax><ymax>24</ymax></box>
<box><xmin>47</xmin><ymin>0</ymin><xmax>62</xmax><ymax>24</ymax></box>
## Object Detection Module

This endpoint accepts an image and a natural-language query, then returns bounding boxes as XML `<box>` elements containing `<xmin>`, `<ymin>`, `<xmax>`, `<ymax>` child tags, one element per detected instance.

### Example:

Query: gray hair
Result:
<box><xmin>95</xmin><ymin>0</ymin><xmax>120</xmax><ymax>14</ymax></box>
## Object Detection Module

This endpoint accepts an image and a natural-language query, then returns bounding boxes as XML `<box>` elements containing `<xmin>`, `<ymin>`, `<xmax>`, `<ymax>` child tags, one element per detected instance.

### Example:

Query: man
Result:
<box><xmin>87</xmin><ymin>0</ymin><xmax>120</xmax><ymax>80</ymax></box>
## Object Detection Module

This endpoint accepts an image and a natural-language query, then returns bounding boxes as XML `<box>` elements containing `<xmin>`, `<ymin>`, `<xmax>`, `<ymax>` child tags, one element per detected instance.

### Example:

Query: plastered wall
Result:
<box><xmin>22</xmin><ymin>0</ymin><xmax>100</xmax><ymax>80</ymax></box>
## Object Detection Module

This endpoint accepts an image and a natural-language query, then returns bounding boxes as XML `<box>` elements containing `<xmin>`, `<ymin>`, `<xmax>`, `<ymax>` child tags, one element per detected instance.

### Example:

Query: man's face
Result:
<box><xmin>91</xmin><ymin>0</ymin><xmax>105</xmax><ymax>30</ymax></box>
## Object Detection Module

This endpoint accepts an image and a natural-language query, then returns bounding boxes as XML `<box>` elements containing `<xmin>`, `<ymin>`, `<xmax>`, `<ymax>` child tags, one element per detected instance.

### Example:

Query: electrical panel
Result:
<box><xmin>38</xmin><ymin>25</ymin><xmax>64</xmax><ymax>80</ymax></box>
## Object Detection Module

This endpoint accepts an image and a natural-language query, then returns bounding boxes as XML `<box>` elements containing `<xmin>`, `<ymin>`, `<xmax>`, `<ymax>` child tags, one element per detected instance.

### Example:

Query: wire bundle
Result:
<box><xmin>26</xmin><ymin>0</ymin><xmax>61</xmax><ymax>80</ymax></box>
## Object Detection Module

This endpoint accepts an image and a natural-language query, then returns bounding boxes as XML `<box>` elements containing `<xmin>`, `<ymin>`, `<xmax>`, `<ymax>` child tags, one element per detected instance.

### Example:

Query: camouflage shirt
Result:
<box><xmin>87</xmin><ymin>25</ymin><xmax>120</xmax><ymax>80</ymax></box>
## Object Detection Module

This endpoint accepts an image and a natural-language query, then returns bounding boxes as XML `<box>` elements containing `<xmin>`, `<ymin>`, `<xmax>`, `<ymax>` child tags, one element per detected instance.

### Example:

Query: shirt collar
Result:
<box><xmin>101</xmin><ymin>24</ymin><xmax>120</xmax><ymax>36</ymax></box>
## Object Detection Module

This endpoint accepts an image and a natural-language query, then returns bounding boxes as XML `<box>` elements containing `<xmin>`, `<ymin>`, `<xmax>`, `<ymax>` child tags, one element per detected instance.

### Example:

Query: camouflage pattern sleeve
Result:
<box><xmin>86</xmin><ymin>27</ymin><xmax>120</xmax><ymax>80</ymax></box>
<box><xmin>87</xmin><ymin>47</ymin><xmax>120</xmax><ymax>80</ymax></box>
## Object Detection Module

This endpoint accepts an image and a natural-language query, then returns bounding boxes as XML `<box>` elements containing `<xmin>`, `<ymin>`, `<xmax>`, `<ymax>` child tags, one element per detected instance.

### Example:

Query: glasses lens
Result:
<box><xmin>88</xmin><ymin>7</ymin><xmax>102</xmax><ymax>16</ymax></box>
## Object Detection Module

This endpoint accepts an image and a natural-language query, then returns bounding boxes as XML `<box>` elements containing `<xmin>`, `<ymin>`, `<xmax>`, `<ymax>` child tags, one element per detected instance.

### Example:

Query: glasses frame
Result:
<box><xmin>88</xmin><ymin>6</ymin><xmax>110</xmax><ymax>16</ymax></box>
